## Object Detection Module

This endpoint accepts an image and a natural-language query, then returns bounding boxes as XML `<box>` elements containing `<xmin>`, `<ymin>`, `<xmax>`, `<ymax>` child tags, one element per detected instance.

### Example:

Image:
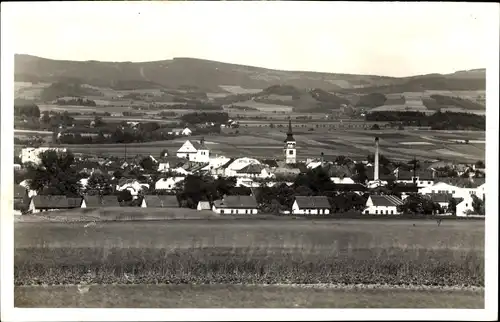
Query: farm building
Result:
<box><xmin>419</xmin><ymin>179</ymin><xmax>485</xmax><ymax>201</ymax></box>
<box><xmin>223</xmin><ymin>157</ymin><xmax>262</xmax><ymax>177</ymax></box>
<box><xmin>29</xmin><ymin>195</ymin><xmax>82</xmax><ymax>213</ymax></box>
<box><xmin>176</xmin><ymin>138</ymin><xmax>210</xmax><ymax>163</ymax></box>
<box><xmin>197</xmin><ymin>201</ymin><xmax>211</xmax><ymax>211</ymax></box>
<box><xmin>81</xmin><ymin>195</ymin><xmax>120</xmax><ymax>208</ymax></box>
<box><xmin>291</xmin><ymin>196</ymin><xmax>331</xmax><ymax>215</ymax></box>
<box><xmin>395</xmin><ymin>170</ymin><xmax>434</xmax><ymax>188</ymax></box>
<box><xmin>363</xmin><ymin>195</ymin><xmax>404</xmax><ymax>215</ymax></box>
<box><xmin>212</xmin><ymin>195</ymin><xmax>258</xmax><ymax>215</ymax></box>
<box><xmin>141</xmin><ymin>195</ymin><xmax>179</xmax><ymax>208</ymax></box>
<box><xmin>456</xmin><ymin>196</ymin><xmax>475</xmax><ymax>217</ymax></box>
<box><xmin>155</xmin><ymin>177</ymin><xmax>185</xmax><ymax>191</ymax></box>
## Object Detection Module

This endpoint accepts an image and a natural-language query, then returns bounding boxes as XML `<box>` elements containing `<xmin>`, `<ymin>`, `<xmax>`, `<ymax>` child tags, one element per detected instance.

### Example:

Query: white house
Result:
<box><xmin>419</xmin><ymin>180</ymin><xmax>485</xmax><ymax>201</ymax></box>
<box><xmin>116</xmin><ymin>179</ymin><xmax>149</xmax><ymax>199</ymax></box>
<box><xmin>456</xmin><ymin>196</ymin><xmax>475</xmax><ymax>217</ymax></box>
<box><xmin>212</xmin><ymin>195</ymin><xmax>258</xmax><ymax>215</ymax></box>
<box><xmin>169</xmin><ymin>127</ymin><xmax>192</xmax><ymax>136</ymax></box>
<box><xmin>20</xmin><ymin>147</ymin><xmax>67</xmax><ymax>165</ymax></box>
<box><xmin>292</xmin><ymin>196</ymin><xmax>331</xmax><ymax>215</ymax></box>
<box><xmin>176</xmin><ymin>139</ymin><xmax>210</xmax><ymax>163</ymax></box>
<box><xmin>155</xmin><ymin>177</ymin><xmax>185</xmax><ymax>191</ymax></box>
<box><xmin>197</xmin><ymin>201</ymin><xmax>211</xmax><ymax>211</ymax></box>
<box><xmin>363</xmin><ymin>195</ymin><xmax>403</xmax><ymax>215</ymax></box>
<box><xmin>224</xmin><ymin>157</ymin><xmax>262</xmax><ymax>177</ymax></box>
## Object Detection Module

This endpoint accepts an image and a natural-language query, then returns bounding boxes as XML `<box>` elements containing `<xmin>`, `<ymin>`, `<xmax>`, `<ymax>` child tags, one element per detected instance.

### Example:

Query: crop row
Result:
<box><xmin>15</xmin><ymin>246</ymin><xmax>484</xmax><ymax>287</ymax></box>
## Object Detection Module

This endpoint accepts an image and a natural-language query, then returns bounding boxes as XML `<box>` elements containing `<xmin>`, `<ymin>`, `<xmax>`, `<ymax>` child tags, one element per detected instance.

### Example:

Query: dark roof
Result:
<box><xmin>366</xmin><ymin>169</ymin><xmax>397</xmax><ymax>181</ymax></box>
<box><xmin>192</xmin><ymin>138</ymin><xmax>208</xmax><ymax>150</ymax></box>
<box><xmin>429</xmin><ymin>193</ymin><xmax>453</xmax><ymax>203</ymax></box>
<box><xmin>437</xmin><ymin>178</ymin><xmax>485</xmax><ymax>188</ymax></box>
<box><xmin>295</xmin><ymin>196</ymin><xmax>331</xmax><ymax>209</ymax></box>
<box><xmin>214</xmin><ymin>195</ymin><xmax>258</xmax><ymax>209</ymax></box>
<box><xmin>220</xmin><ymin>158</ymin><xmax>236</xmax><ymax>169</ymax></box>
<box><xmin>14</xmin><ymin>184</ymin><xmax>27</xmax><ymax>199</ymax></box>
<box><xmin>83</xmin><ymin>195</ymin><xmax>120</xmax><ymax>207</ymax></box>
<box><xmin>31</xmin><ymin>195</ymin><xmax>82</xmax><ymax>209</ymax></box>
<box><xmin>391</xmin><ymin>183</ymin><xmax>419</xmax><ymax>193</ymax></box>
<box><xmin>142</xmin><ymin>195</ymin><xmax>179</xmax><ymax>208</ymax></box>
<box><xmin>322</xmin><ymin>164</ymin><xmax>352</xmax><ymax>177</ymax></box>
<box><xmin>284</xmin><ymin>120</ymin><xmax>295</xmax><ymax>142</ymax></box>
<box><xmin>261</xmin><ymin>159</ymin><xmax>279</xmax><ymax>168</ymax></box>
<box><xmin>397</xmin><ymin>170</ymin><xmax>434</xmax><ymax>180</ymax></box>
<box><xmin>158</xmin><ymin>156</ymin><xmax>185</xmax><ymax>166</ymax></box>
<box><xmin>332</xmin><ymin>183</ymin><xmax>367</xmax><ymax>192</ymax></box>
<box><xmin>237</xmin><ymin>164</ymin><xmax>265</xmax><ymax>174</ymax></box>
<box><xmin>369</xmin><ymin>195</ymin><xmax>403</xmax><ymax>207</ymax></box>
<box><xmin>288</xmin><ymin>163</ymin><xmax>308</xmax><ymax>173</ymax></box>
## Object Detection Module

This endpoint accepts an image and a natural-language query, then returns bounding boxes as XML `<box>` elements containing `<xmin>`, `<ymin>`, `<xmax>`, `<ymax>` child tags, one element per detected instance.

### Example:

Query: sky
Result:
<box><xmin>3</xmin><ymin>1</ymin><xmax>498</xmax><ymax>77</ymax></box>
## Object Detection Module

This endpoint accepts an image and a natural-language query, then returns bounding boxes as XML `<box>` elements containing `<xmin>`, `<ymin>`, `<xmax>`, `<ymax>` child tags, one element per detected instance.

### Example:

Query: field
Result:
<box><xmin>15</xmin><ymin>284</ymin><xmax>484</xmax><ymax>308</ymax></box>
<box><xmin>14</xmin><ymin>219</ymin><xmax>484</xmax><ymax>308</ymax></box>
<box><xmin>27</xmin><ymin>128</ymin><xmax>483</xmax><ymax>162</ymax></box>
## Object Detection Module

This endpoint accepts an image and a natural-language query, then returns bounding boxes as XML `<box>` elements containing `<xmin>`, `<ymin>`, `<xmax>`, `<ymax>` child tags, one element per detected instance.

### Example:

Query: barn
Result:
<box><xmin>140</xmin><ymin>195</ymin><xmax>179</xmax><ymax>208</ymax></box>
<box><xmin>364</xmin><ymin>195</ymin><xmax>403</xmax><ymax>215</ymax></box>
<box><xmin>291</xmin><ymin>196</ymin><xmax>331</xmax><ymax>215</ymax></box>
<box><xmin>212</xmin><ymin>195</ymin><xmax>258</xmax><ymax>215</ymax></box>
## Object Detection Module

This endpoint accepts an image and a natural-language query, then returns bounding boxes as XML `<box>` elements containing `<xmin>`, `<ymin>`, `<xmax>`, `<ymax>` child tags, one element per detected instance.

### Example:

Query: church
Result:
<box><xmin>283</xmin><ymin>120</ymin><xmax>297</xmax><ymax>164</ymax></box>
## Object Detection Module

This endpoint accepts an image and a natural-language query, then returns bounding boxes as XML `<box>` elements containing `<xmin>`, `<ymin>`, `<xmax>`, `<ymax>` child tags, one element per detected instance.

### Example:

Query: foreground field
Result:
<box><xmin>15</xmin><ymin>220</ymin><xmax>484</xmax><ymax>288</ymax></box>
<box><xmin>15</xmin><ymin>284</ymin><xmax>484</xmax><ymax>308</ymax></box>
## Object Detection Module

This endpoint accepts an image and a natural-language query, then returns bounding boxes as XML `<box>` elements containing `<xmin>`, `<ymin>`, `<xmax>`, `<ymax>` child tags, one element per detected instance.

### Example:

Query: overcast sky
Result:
<box><xmin>5</xmin><ymin>1</ymin><xmax>496</xmax><ymax>77</ymax></box>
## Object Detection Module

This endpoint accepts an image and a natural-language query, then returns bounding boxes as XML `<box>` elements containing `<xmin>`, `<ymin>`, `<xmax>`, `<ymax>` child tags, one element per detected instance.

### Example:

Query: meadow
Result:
<box><xmin>15</xmin><ymin>219</ymin><xmax>484</xmax><ymax>289</ymax></box>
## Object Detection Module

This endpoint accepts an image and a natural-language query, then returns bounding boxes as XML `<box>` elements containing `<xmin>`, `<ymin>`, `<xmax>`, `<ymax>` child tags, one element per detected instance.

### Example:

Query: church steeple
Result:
<box><xmin>285</xmin><ymin>119</ymin><xmax>295</xmax><ymax>142</ymax></box>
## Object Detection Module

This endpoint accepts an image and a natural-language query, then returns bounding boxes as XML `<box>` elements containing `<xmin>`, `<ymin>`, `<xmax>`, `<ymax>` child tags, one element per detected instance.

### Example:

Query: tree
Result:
<box><xmin>113</xmin><ymin>170</ymin><xmax>123</xmax><ymax>179</ymax></box>
<box><xmin>40</xmin><ymin>111</ymin><xmax>51</xmax><ymax>124</ymax></box>
<box><xmin>471</xmin><ymin>195</ymin><xmax>485</xmax><ymax>216</ymax></box>
<box><xmin>27</xmin><ymin>150</ymin><xmax>81</xmax><ymax>197</ymax></box>
<box><xmin>353</xmin><ymin>163</ymin><xmax>368</xmax><ymax>183</ymax></box>
<box><xmin>140</xmin><ymin>157</ymin><xmax>155</xmax><ymax>172</ymax></box>
<box><xmin>397</xmin><ymin>194</ymin><xmax>440</xmax><ymax>215</ymax></box>
<box><xmin>371</xmin><ymin>124</ymin><xmax>380</xmax><ymax>130</ymax></box>
<box><xmin>14</xmin><ymin>155</ymin><xmax>22</xmax><ymax>164</ymax></box>
<box><xmin>448</xmin><ymin>198</ymin><xmax>457</xmax><ymax>215</ymax></box>
<box><xmin>14</xmin><ymin>100</ymin><xmax>41</xmax><ymax>118</ymax></box>
<box><xmin>93</xmin><ymin>116</ymin><xmax>105</xmax><ymax>127</ymax></box>
<box><xmin>475</xmin><ymin>160</ymin><xmax>485</xmax><ymax>169</ymax></box>
<box><xmin>86</xmin><ymin>173</ymin><xmax>113</xmax><ymax>196</ymax></box>
<box><xmin>117</xmin><ymin>189</ymin><xmax>133</xmax><ymax>203</ymax></box>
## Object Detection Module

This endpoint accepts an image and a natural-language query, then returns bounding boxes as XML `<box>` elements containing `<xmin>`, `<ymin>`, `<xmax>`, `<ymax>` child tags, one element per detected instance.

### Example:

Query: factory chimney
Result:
<box><xmin>374</xmin><ymin>137</ymin><xmax>380</xmax><ymax>181</ymax></box>
<box><xmin>320</xmin><ymin>152</ymin><xmax>324</xmax><ymax>167</ymax></box>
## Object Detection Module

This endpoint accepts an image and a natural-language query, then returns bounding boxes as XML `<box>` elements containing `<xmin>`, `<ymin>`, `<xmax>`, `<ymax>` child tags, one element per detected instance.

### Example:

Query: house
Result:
<box><xmin>81</xmin><ymin>195</ymin><xmax>120</xmax><ymax>208</ymax></box>
<box><xmin>155</xmin><ymin>177</ymin><xmax>185</xmax><ymax>191</ymax></box>
<box><xmin>197</xmin><ymin>201</ymin><xmax>211</xmax><ymax>211</ymax></box>
<box><xmin>363</xmin><ymin>195</ymin><xmax>403</xmax><ymax>215</ymax></box>
<box><xmin>331</xmin><ymin>183</ymin><xmax>367</xmax><ymax>195</ymax></box>
<box><xmin>29</xmin><ymin>195</ymin><xmax>82</xmax><ymax>213</ymax></box>
<box><xmin>395</xmin><ymin>170</ymin><xmax>434</xmax><ymax>188</ymax></box>
<box><xmin>141</xmin><ymin>195</ymin><xmax>179</xmax><ymax>208</ymax></box>
<box><xmin>428</xmin><ymin>193</ymin><xmax>454</xmax><ymax>212</ymax></box>
<box><xmin>157</xmin><ymin>156</ymin><xmax>185</xmax><ymax>172</ymax></box>
<box><xmin>224</xmin><ymin>157</ymin><xmax>262</xmax><ymax>177</ymax></box>
<box><xmin>456</xmin><ymin>196</ymin><xmax>475</xmax><ymax>217</ymax></box>
<box><xmin>14</xmin><ymin>184</ymin><xmax>28</xmax><ymax>210</ymax></box>
<box><xmin>176</xmin><ymin>138</ymin><xmax>210</xmax><ymax>162</ymax></box>
<box><xmin>292</xmin><ymin>196</ymin><xmax>331</xmax><ymax>215</ymax></box>
<box><xmin>169</xmin><ymin>127</ymin><xmax>192</xmax><ymax>136</ymax></box>
<box><xmin>236</xmin><ymin>164</ymin><xmax>272</xmax><ymax>179</ymax></box>
<box><xmin>212</xmin><ymin>195</ymin><xmax>258</xmax><ymax>215</ymax></box>
<box><xmin>419</xmin><ymin>178</ymin><xmax>485</xmax><ymax>200</ymax></box>
<box><xmin>116</xmin><ymin>179</ymin><xmax>149</xmax><ymax>198</ymax></box>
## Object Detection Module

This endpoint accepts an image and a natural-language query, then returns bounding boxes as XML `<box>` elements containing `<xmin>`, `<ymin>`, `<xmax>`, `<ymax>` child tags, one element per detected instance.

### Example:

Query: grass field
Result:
<box><xmin>15</xmin><ymin>219</ymin><xmax>484</xmax><ymax>289</ymax></box>
<box><xmin>30</xmin><ymin>129</ymin><xmax>483</xmax><ymax>162</ymax></box>
<box><xmin>15</xmin><ymin>284</ymin><xmax>484</xmax><ymax>308</ymax></box>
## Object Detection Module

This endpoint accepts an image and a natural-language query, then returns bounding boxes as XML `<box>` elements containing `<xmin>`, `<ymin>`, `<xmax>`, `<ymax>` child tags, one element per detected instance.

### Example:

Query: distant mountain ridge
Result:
<box><xmin>14</xmin><ymin>54</ymin><xmax>485</xmax><ymax>93</ymax></box>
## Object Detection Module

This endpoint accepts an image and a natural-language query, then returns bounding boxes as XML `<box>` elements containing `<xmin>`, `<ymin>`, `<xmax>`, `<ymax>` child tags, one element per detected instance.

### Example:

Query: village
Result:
<box><xmin>14</xmin><ymin>120</ymin><xmax>486</xmax><ymax>218</ymax></box>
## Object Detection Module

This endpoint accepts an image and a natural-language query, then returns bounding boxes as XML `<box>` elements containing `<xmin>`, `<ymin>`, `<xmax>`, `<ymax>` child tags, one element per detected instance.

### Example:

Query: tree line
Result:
<box><xmin>366</xmin><ymin>111</ymin><xmax>485</xmax><ymax>130</ymax></box>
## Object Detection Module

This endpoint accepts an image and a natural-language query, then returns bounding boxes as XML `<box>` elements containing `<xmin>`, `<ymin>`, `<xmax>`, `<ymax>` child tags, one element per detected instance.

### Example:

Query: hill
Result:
<box><xmin>14</xmin><ymin>54</ymin><xmax>485</xmax><ymax>93</ymax></box>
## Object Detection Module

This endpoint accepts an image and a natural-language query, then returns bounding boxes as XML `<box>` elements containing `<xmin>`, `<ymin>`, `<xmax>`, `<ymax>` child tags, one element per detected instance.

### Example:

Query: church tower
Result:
<box><xmin>284</xmin><ymin>120</ymin><xmax>296</xmax><ymax>164</ymax></box>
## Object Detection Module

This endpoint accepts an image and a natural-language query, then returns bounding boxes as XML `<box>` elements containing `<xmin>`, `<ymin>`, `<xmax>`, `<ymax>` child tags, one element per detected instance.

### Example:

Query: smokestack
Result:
<box><xmin>374</xmin><ymin>137</ymin><xmax>380</xmax><ymax>181</ymax></box>
<box><xmin>320</xmin><ymin>152</ymin><xmax>324</xmax><ymax>166</ymax></box>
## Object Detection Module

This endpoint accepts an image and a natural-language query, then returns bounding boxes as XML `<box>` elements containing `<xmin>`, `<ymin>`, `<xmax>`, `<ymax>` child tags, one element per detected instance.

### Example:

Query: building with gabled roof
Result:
<box><xmin>212</xmin><ymin>195</ymin><xmax>258</xmax><ymax>215</ymax></box>
<box><xmin>363</xmin><ymin>195</ymin><xmax>403</xmax><ymax>215</ymax></box>
<box><xmin>141</xmin><ymin>195</ymin><xmax>179</xmax><ymax>208</ymax></box>
<box><xmin>81</xmin><ymin>195</ymin><xmax>120</xmax><ymax>208</ymax></box>
<box><xmin>236</xmin><ymin>164</ymin><xmax>272</xmax><ymax>179</ymax></box>
<box><xmin>197</xmin><ymin>201</ymin><xmax>211</xmax><ymax>211</ymax></box>
<box><xmin>292</xmin><ymin>196</ymin><xmax>331</xmax><ymax>215</ymax></box>
<box><xmin>29</xmin><ymin>195</ymin><xmax>82</xmax><ymax>213</ymax></box>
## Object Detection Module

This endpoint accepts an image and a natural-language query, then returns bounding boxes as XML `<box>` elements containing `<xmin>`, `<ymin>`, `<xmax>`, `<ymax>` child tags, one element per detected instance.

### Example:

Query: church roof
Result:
<box><xmin>284</xmin><ymin>120</ymin><xmax>295</xmax><ymax>142</ymax></box>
